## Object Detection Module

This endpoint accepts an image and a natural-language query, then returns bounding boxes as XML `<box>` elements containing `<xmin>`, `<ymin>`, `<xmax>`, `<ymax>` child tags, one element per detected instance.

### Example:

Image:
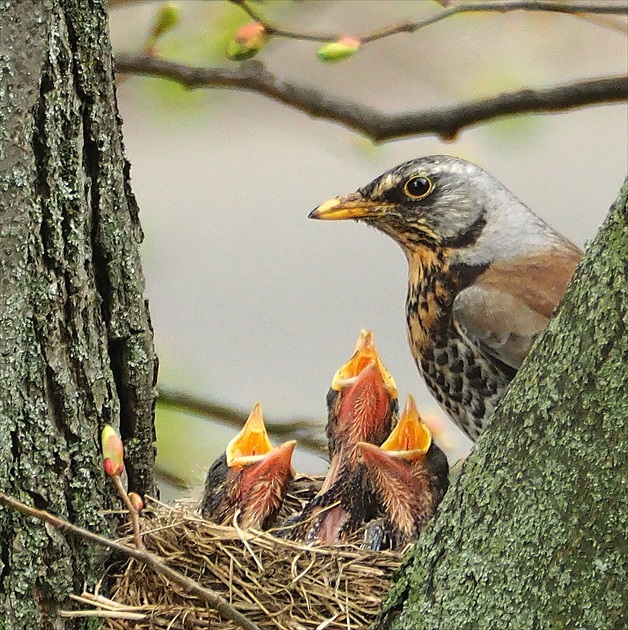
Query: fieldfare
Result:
<box><xmin>310</xmin><ymin>156</ymin><xmax>582</xmax><ymax>439</ymax></box>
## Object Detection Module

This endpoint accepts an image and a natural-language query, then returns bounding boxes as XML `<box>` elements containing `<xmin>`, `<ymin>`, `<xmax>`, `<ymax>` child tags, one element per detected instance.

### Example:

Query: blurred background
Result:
<box><xmin>109</xmin><ymin>0</ymin><xmax>628</xmax><ymax>501</ymax></box>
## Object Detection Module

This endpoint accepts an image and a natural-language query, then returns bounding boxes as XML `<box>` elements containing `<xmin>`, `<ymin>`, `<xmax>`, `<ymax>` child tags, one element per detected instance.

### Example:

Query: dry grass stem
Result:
<box><xmin>97</xmin><ymin>492</ymin><xmax>403</xmax><ymax>629</ymax></box>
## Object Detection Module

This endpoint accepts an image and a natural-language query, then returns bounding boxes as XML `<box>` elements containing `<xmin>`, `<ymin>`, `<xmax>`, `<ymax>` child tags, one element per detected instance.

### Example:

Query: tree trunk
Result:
<box><xmin>0</xmin><ymin>1</ymin><xmax>157</xmax><ymax>628</ymax></box>
<box><xmin>378</xmin><ymin>180</ymin><xmax>627</xmax><ymax>629</ymax></box>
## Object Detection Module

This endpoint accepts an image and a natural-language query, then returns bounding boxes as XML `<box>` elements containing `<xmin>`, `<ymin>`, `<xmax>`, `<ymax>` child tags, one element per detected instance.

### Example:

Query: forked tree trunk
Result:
<box><xmin>0</xmin><ymin>1</ymin><xmax>157</xmax><ymax>628</ymax></box>
<box><xmin>2</xmin><ymin>2</ymin><xmax>626</xmax><ymax>630</ymax></box>
<box><xmin>378</xmin><ymin>181</ymin><xmax>627</xmax><ymax>629</ymax></box>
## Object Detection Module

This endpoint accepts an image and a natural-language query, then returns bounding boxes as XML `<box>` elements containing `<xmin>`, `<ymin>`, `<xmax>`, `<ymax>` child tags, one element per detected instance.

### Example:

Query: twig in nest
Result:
<box><xmin>0</xmin><ymin>492</ymin><xmax>262</xmax><ymax>630</ymax></box>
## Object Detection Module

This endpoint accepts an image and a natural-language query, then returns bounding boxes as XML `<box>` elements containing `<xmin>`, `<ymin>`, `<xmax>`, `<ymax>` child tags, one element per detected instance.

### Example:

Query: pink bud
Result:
<box><xmin>227</xmin><ymin>23</ymin><xmax>268</xmax><ymax>61</ymax></box>
<box><xmin>103</xmin><ymin>457</ymin><xmax>124</xmax><ymax>477</ymax></box>
<box><xmin>128</xmin><ymin>492</ymin><xmax>145</xmax><ymax>513</ymax></box>
<box><xmin>101</xmin><ymin>425</ymin><xmax>124</xmax><ymax>476</ymax></box>
<box><xmin>235</xmin><ymin>23</ymin><xmax>266</xmax><ymax>46</ymax></box>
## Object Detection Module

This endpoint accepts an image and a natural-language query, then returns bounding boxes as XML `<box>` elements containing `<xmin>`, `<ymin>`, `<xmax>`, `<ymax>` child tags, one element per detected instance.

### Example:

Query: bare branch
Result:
<box><xmin>157</xmin><ymin>385</ymin><xmax>327</xmax><ymax>454</ymax></box>
<box><xmin>114</xmin><ymin>56</ymin><xmax>628</xmax><ymax>142</ymax></box>
<box><xmin>570</xmin><ymin>11</ymin><xmax>628</xmax><ymax>33</ymax></box>
<box><xmin>360</xmin><ymin>1</ymin><xmax>628</xmax><ymax>44</ymax></box>
<box><xmin>228</xmin><ymin>0</ymin><xmax>628</xmax><ymax>45</ymax></box>
<box><xmin>0</xmin><ymin>492</ymin><xmax>262</xmax><ymax>630</ymax></box>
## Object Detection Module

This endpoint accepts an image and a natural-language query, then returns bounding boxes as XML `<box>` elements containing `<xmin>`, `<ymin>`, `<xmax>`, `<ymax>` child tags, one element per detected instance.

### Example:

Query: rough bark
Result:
<box><xmin>0</xmin><ymin>1</ymin><xmax>157</xmax><ymax>628</ymax></box>
<box><xmin>378</xmin><ymin>179</ymin><xmax>628</xmax><ymax>629</ymax></box>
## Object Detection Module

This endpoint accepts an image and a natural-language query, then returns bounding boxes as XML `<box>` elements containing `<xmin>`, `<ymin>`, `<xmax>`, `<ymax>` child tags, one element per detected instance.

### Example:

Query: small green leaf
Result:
<box><xmin>316</xmin><ymin>37</ymin><xmax>361</xmax><ymax>63</ymax></box>
<box><xmin>151</xmin><ymin>3</ymin><xmax>181</xmax><ymax>40</ymax></box>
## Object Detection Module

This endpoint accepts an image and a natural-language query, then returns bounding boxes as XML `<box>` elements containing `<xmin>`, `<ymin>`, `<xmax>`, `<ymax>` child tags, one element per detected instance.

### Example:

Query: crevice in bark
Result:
<box><xmin>121</xmin><ymin>145</ymin><xmax>142</xmax><ymax>228</ymax></box>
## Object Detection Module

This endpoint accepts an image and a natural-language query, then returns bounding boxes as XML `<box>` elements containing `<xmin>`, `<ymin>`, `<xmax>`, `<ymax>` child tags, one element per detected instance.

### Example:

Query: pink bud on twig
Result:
<box><xmin>227</xmin><ymin>23</ymin><xmax>268</xmax><ymax>61</ymax></box>
<box><xmin>101</xmin><ymin>425</ymin><xmax>125</xmax><ymax>477</ymax></box>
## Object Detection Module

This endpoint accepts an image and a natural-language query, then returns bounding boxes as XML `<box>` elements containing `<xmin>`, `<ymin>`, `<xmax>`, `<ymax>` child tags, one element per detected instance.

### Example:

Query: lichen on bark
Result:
<box><xmin>0</xmin><ymin>1</ymin><xmax>157</xmax><ymax>627</ymax></box>
<box><xmin>378</xmin><ymin>180</ymin><xmax>628</xmax><ymax>629</ymax></box>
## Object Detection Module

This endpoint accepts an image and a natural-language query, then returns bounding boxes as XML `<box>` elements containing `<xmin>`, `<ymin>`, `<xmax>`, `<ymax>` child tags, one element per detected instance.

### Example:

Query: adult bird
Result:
<box><xmin>201</xmin><ymin>402</ymin><xmax>296</xmax><ymax>529</ymax></box>
<box><xmin>310</xmin><ymin>156</ymin><xmax>582</xmax><ymax>439</ymax></box>
<box><xmin>358</xmin><ymin>394</ymin><xmax>449</xmax><ymax>551</ymax></box>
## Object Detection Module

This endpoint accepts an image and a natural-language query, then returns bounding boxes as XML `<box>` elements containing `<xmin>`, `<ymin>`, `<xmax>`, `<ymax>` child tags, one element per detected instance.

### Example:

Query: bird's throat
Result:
<box><xmin>337</xmin><ymin>379</ymin><xmax>392</xmax><ymax>450</ymax></box>
<box><xmin>404</xmin><ymin>250</ymin><xmax>487</xmax><ymax>352</ymax></box>
<box><xmin>405</xmin><ymin>249</ymin><xmax>456</xmax><ymax>351</ymax></box>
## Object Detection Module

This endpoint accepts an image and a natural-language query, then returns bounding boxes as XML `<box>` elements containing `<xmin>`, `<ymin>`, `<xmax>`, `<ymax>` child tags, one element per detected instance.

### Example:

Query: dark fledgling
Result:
<box><xmin>201</xmin><ymin>403</ymin><xmax>295</xmax><ymax>530</ymax></box>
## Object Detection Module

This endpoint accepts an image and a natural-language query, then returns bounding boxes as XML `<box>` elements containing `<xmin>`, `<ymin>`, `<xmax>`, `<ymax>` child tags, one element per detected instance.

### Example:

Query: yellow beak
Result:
<box><xmin>309</xmin><ymin>193</ymin><xmax>390</xmax><ymax>221</ymax></box>
<box><xmin>379</xmin><ymin>394</ymin><xmax>432</xmax><ymax>459</ymax></box>
<box><xmin>331</xmin><ymin>329</ymin><xmax>398</xmax><ymax>398</ymax></box>
<box><xmin>225</xmin><ymin>402</ymin><xmax>274</xmax><ymax>467</ymax></box>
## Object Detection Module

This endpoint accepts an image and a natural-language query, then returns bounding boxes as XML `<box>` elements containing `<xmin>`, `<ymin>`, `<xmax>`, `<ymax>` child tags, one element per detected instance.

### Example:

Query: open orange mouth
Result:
<box><xmin>226</xmin><ymin>403</ymin><xmax>275</xmax><ymax>466</ymax></box>
<box><xmin>331</xmin><ymin>330</ymin><xmax>397</xmax><ymax>398</ymax></box>
<box><xmin>357</xmin><ymin>394</ymin><xmax>431</xmax><ymax>463</ymax></box>
<box><xmin>380</xmin><ymin>393</ymin><xmax>431</xmax><ymax>456</ymax></box>
<box><xmin>226</xmin><ymin>402</ymin><xmax>297</xmax><ymax>475</ymax></box>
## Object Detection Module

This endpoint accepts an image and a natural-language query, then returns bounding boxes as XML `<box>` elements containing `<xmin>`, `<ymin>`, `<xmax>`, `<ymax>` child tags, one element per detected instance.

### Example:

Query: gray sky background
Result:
<box><xmin>110</xmin><ymin>1</ymin><xmax>628</xmax><ymax>498</ymax></box>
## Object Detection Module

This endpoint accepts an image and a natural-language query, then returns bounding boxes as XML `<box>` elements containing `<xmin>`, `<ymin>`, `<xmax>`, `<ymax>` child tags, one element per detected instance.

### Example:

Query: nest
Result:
<box><xmin>99</xmin><ymin>480</ymin><xmax>403</xmax><ymax>629</ymax></box>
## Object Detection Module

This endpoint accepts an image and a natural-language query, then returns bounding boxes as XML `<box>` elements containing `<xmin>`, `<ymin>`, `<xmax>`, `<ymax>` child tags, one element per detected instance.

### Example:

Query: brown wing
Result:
<box><xmin>453</xmin><ymin>248</ymin><xmax>582</xmax><ymax>369</ymax></box>
<box><xmin>453</xmin><ymin>285</ymin><xmax>547</xmax><ymax>369</ymax></box>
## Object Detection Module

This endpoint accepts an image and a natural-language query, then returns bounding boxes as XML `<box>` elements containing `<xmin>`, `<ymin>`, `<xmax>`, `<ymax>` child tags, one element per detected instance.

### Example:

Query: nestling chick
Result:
<box><xmin>281</xmin><ymin>330</ymin><xmax>397</xmax><ymax>543</ymax></box>
<box><xmin>201</xmin><ymin>403</ymin><xmax>296</xmax><ymax>529</ymax></box>
<box><xmin>326</xmin><ymin>329</ymin><xmax>399</xmax><ymax>459</ymax></box>
<box><xmin>358</xmin><ymin>394</ymin><xmax>449</xmax><ymax>551</ymax></box>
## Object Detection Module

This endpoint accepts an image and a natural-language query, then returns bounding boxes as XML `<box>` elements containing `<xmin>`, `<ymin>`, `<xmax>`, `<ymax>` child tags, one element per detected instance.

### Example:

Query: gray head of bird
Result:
<box><xmin>309</xmin><ymin>155</ymin><xmax>568</xmax><ymax>269</ymax></box>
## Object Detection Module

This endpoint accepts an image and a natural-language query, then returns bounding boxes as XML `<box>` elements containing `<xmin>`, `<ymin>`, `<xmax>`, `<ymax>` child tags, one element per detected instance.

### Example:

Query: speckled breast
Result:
<box><xmin>404</xmin><ymin>260</ymin><xmax>513</xmax><ymax>440</ymax></box>
<box><xmin>414</xmin><ymin>332</ymin><xmax>511</xmax><ymax>440</ymax></box>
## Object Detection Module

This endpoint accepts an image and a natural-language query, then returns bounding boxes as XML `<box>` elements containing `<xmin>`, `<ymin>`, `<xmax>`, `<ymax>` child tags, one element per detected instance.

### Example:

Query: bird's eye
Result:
<box><xmin>404</xmin><ymin>176</ymin><xmax>433</xmax><ymax>200</ymax></box>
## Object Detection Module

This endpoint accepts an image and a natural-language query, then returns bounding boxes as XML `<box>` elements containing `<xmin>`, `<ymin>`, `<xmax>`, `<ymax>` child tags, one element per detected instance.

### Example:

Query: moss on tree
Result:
<box><xmin>0</xmin><ymin>1</ymin><xmax>157</xmax><ymax>627</ymax></box>
<box><xmin>378</xmin><ymin>180</ymin><xmax>628</xmax><ymax>629</ymax></box>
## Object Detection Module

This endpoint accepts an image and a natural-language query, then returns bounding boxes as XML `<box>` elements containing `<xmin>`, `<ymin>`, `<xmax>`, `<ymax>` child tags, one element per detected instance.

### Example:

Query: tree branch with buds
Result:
<box><xmin>229</xmin><ymin>0</ymin><xmax>628</xmax><ymax>45</ymax></box>
<box><xmin>101</xmin><ymin>425</ymin><xmax>146</xmax><ymax>549</ymax></box>
<box><xmin>113</xmin><ymin>0</ymin><xmax>627</xmax><ymax>141</ymax></box>
<box><xmin>114</xmin><ymin>56</ymin><xmax>628</xmax><ymax>142</ymax></box>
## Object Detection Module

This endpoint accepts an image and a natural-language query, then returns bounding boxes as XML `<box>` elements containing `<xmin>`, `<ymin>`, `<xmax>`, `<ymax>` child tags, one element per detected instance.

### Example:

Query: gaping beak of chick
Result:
<box><xmin>379</xmin><ymin>394</ymin><xmax>432</xmax><ymax>458</ymax></box>
<box><xmin>356</xmin><ymin>394</ymin><xmax>431</xmax><ymax>464</ymax></box>
<box><xmin>356</xmin><ymin>395</ymin><xmax>437</xmax><ymax>543</ymax></box>
<box><xmin>331</xmin><ymin>329</ymin><xmax>397</xmax><ymax>398</ymax></box>
<box><xmin>226</xmin><ymin>402</ymin><xmax>274</xmax><ymax>467</ymax></box>
<box><xmin>202</xmin><ymin>404</ymin><xmax>297</xmax><ymax>529</ymax></box>
<box><xmin>309</xmin><ymin>192</ymin><xmax>390</xmax><ymax>221</ymax></box>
